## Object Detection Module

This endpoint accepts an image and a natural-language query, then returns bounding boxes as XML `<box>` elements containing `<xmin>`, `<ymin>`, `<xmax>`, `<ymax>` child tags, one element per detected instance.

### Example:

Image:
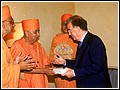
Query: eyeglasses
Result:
<box><xmin>67</xmin><ymin>26</ymin><xmax>77</xmax><ymax>33</ymax></box>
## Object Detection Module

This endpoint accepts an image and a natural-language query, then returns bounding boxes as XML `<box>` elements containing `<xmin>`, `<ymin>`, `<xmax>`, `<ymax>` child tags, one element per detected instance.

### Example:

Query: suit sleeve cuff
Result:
<box><xmin>73</xmin><ymin>70</ymin><xmax>76</xmax><ymax>76</ymax></box>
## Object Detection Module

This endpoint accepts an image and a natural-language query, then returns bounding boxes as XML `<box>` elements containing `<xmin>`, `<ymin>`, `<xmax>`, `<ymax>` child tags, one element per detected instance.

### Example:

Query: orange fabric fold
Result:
<box><xmin>22</xmin><ymin>19</ymin><xmax>39</xmax><ymax>31</ymax></box>
<box><xmin>2</xmin><ymin>5</ymin><xmax>11</xmax><ymax>21</ymax></box>
<box><xmin>55</xmin><ymin>77</ymin><xmax>76</xmax><ymax>88</ymax></box>
<box><xmin>2</xmin><ymin>38</ymin><xmax>20</xmax><ymax>88</ymax></box>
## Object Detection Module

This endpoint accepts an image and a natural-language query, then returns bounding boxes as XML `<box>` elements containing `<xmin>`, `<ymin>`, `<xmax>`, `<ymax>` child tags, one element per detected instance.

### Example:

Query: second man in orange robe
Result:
<box><xmin>10</xmin><ymin>19</ymin><xmax>50</xmax><ymax>88</ymax></box>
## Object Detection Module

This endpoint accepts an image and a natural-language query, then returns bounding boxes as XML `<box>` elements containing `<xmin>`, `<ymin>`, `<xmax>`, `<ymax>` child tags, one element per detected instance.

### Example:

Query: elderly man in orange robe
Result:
<box><xmin>49</xmin><ymin>14</ymin><xmax>78</xmax><ymax>88</ymax></box>
<box><xmin>10</xmin><ymin>19</ymin><xmax>51</xmax><ymax>88</ymax></box>
<box><xmin>2</xmin><ymin>5</ymin><xmax>36</xmax><ymax>88</ymax></box>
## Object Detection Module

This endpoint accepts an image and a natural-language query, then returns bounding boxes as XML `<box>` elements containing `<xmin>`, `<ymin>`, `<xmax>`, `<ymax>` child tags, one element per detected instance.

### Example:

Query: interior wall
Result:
<box><xmin>2</xmin><ymin>1</ymin><xmax>75</xmax><ymax>56</ymax></box>
<box><xmin>75</xmin><ymin>2</ymin><xmax>118</xmax><ymax>67</ymax></box>
<box><xmin>2</xmin><ymin>1</ymin><xmax>118</xmax><ymax>68</ymax></box>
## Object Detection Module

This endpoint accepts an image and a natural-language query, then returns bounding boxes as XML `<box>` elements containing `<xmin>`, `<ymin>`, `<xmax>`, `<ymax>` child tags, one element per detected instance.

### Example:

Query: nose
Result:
<box><xmin>68</xmin><ymin>31</ymin><xmax>71</xmax><ymax>35</ymax></box>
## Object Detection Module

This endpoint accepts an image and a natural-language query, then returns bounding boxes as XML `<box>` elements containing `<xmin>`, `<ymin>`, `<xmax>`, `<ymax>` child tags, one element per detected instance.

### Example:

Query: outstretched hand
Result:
<box><xmin>52</xmin><ymin>54</ymin><xmax>65</xmax><ymax>65</ymax></box>
<box><xmin>23</xmin><ymin>68</ymin><xmax>55</xmax><ymax>75</ymax></box>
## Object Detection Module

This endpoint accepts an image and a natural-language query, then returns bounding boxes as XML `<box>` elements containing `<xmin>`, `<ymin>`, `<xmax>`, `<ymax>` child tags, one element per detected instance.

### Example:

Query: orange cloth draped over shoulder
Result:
<box><xmin>2</xmin><ymin>38</ymin><xmax>20</xmax><ymax>88</ymax></box>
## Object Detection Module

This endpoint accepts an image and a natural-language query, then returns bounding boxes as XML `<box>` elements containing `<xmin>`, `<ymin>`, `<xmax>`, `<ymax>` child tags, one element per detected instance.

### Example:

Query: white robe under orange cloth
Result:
<box><xmin>10</xmin><ymin>37</ymin><xmax>50</xmax><ymax>88</ymax></box>
<box><xmin>2</xmin><ymin>38</ymin><xmax>20</xmax><ymax>88</ymax></box>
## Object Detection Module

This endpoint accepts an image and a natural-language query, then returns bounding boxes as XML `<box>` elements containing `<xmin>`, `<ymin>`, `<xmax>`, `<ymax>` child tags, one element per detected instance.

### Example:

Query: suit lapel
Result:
<box><xmin>74</xmin><ymin>32</ymin><xmax>95</xmax><ymax>68</ymax></box>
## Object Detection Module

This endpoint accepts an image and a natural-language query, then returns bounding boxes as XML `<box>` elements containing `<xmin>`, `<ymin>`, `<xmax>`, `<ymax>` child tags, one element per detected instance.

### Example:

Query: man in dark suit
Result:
<box><xmin>52</xmin><ymin>15</ymin><xmax>112</xmax><ymax>88</ymax></box>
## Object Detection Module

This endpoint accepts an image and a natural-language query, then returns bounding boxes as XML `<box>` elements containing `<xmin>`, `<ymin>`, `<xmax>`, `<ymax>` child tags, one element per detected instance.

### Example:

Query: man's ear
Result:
<box><xmin>76</xmin><ymin>26</ymin><xmax>79</xmax><ymax>29</ymax></box>
<box><xmin>73</xmin><ymin>26</ymin><xmax>79</xmax><ymax>29</ymax></box>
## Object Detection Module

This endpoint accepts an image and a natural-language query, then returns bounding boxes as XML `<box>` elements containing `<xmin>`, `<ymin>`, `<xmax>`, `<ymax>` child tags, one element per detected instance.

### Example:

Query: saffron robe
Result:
<box><xmin>49</xmin><ymin>33</ymin><xmax>78</xmax><ymax>88</ymax></box>
<box><xmin>2</xmin><ymin>38</ymin><xmax>20</xmax><ymax>88</ymax></box>
<box><xmin>10</xmin><ymin>37</ymin><xmax>50</xmax><ymax>88</ymax></box>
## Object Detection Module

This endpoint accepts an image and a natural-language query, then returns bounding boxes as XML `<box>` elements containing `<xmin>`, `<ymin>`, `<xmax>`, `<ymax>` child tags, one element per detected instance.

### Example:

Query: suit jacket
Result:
<box><xmin>66</xmin><ymin>32</ymin><xmax>112</xmax><ymax>88</ymax></box>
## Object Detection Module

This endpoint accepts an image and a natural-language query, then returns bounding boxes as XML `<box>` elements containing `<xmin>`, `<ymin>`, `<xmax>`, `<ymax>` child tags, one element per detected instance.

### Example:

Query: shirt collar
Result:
<box><xmin>80</xmin><ymin>31</ymin><xmax>88</xmax><ymax>42</ymax></box>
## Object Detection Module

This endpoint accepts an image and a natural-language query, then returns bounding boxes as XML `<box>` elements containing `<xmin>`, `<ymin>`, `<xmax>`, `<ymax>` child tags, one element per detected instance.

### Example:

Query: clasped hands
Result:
<box><xmin>15</xmin><ymin>52</ymin><xmax>38</xmax><ymax>71</ymax></box>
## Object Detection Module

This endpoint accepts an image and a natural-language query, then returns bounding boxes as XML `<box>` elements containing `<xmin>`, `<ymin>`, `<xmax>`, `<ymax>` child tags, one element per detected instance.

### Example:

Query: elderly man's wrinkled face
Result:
<box><xmin>2</xmin><ymin>16</ymin><xmax>15</xmax><ymax>34</ymax></box>
<box><xmin>25</xmin><ymin>29</ymin><xmax>40</xmax><ymax>44</ymax></box>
